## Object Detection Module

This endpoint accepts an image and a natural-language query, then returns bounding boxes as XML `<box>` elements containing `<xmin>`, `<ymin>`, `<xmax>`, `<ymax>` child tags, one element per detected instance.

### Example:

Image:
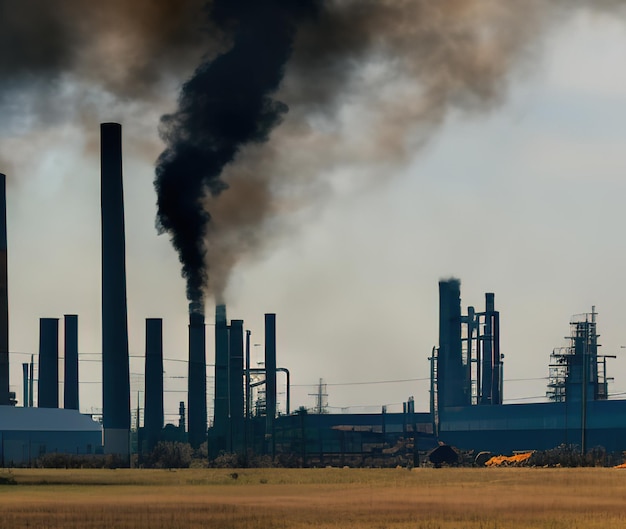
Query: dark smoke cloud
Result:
<box><xmin>2</xmin><ymin>0</ymin><xmax>624</xmax><ymax>308</ymax></box>
<box><xmin>155</xmin><ymin>1</ymin><xmax>322</xmax><ymax>308</ymax></box>
<box><xmin>155</xmin><ymin>0</ymin><xmax>626</xmax><ymax>307</ymax></box>
<box><xmin>155</xmin><ymin>0</ymin><xmax>549</xmax><ymax>305</ymax></box>
<box><xmin>0</xmin><ymin>0</ymin><xmax>212</xmax><ymax>188</ymax></box>
<box><xmin>0</xmin><ymin>0</ymin><xmax>209</xmax><ymax>98</ymax></box>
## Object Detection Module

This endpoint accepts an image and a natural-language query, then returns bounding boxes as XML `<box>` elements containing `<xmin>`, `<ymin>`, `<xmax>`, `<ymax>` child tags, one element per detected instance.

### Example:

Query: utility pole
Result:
<box><xmin>308</xmin><ymin>378</ymin><xmax>328</xmax><ymax>414</ymax></box>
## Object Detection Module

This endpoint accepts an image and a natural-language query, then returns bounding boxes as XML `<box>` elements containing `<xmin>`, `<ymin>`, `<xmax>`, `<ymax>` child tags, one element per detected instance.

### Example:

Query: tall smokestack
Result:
<box><xmin>437</xmin><ymin>279</ymin><xmax>467</xmax><ymax>409</ymax></box>
<box><xmin>144</xmin><ymin>318</ymin><xmax>164</xmax><ymax>451</ymax></box>
<box><xmin>38</xmin><ymin>318</ymin><xmax>59</xmax><ymax>408</ymax></box>
<box><xmin>212</xmin><ymin>304</ymin><xmax>229</xmax><ymax>454</ymax></box>
<box><xmin>264</xmin><ymin>313</ymin><xmax>276</xmax><ymax>447</ymax></box>
<box><xmin>0</xmin><ymin>173</ymin><xmax>9</xmax><ymax>405</ymax></box>
<box><xmin>187</xmin><ymin>305</ymin><xmax>206</xmax><ymax>449</ymax></box>
<box><xmin>63</xmin><ymin>314</ymin><xmax>79</xmax><ymax>410</ymax></box>
<box><xmin>229</xmin><ymin>319</ymin><xmax>244</xmax><ymax>453</ymax></box>
<box><xmin>101</xmin><ymin>122</ymin><xmax>131</xmax><ymax>459</ymax></box>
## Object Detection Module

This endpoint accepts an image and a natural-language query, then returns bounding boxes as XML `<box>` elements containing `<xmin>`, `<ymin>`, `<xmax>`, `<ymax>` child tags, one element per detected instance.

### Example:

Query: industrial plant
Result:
<box><xmin>1</xmin><ymin>123</ymin><xmax>626</xmax><ymax>467</ymax></box>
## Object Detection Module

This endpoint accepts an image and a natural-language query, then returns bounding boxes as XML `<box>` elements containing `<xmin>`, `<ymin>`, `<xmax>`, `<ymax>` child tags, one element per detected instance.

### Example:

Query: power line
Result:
<box><xmin>502</xmin><ymin>395</ymin><xmax>547</xmax><ymax>402</ymax></box>
<box><xmin>505</xmin><ymin>377</ymin><xmax>549</xmax><ymax>382</ymax></box>
<box><xmin>293</xmin><ymin>375</ymin><xmax>549</xmax><ymax>389</ymax></box>
<box><xmin>292</xmin><ymin>377</ymin><xmax>430</xmax><ymax>388</ymax></box>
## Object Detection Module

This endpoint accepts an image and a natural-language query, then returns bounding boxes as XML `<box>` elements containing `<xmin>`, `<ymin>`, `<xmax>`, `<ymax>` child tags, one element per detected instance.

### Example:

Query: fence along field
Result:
<box><xmin>1</xmin><ymin>467</ymin><xmax>625</xmax><ymax>528</ymax></box>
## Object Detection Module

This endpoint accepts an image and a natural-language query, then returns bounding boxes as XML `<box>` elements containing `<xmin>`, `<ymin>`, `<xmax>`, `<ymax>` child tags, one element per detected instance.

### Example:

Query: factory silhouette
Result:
<box><xmin>1</xmin><ymin>123</ymin><xmax>625</xmax><ymax>467</ymax></box>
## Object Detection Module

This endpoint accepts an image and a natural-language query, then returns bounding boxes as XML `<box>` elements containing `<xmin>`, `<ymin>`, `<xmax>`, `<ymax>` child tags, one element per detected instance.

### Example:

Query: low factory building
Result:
<box><xmin>0</xmin><ymin>406</ymin><xmax>102</xmax><ymax>466</ymax></box>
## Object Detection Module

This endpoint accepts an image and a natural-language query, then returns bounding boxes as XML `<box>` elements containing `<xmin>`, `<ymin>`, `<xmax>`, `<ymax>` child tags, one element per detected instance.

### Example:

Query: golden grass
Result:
<box><xmin>0</xmin><ymin>467</ymin><xmax>625</xmax><ymax>528</ymax></box>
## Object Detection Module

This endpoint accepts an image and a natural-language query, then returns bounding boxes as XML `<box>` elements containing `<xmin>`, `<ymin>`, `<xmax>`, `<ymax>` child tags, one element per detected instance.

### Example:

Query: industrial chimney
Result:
<box><xmin>38</xmin><ymin>318</ymin><xmax>59</xmax><ymax>408</ymax></box>
<box><xmin>100</xmin><ymin>122</ymin><xmax>131</xmax><ymax>459</ymax></box>
<box><xmin>212</xmin><ymin>304</ymin><xmax>229</xmax><ymax>454</ymax></box>
<box><xmin>64</xmin><ymin>314</ymin><xmax>79</xmax><ymax>410</ymax></box>
<box><xmin>144</xmin><ymin>318</ymin><xmax>164</xmax><ymax>451</ymax></box>
<box><xmin>229</xmin><ymin>319</ymin><xmax>244</xmax><ymax>453</ymax></box>
<box><xmin>0</xmin><ymin>173</ymin><xmax>9</xmax><ymax>405</ymax></box>
<box><xmin>265</xmin><ymin>313</ymin><xmax>277</xmax><ymax>450</ymax></box>
<box><xmin>437</xmin><ymin>279</ymin><xmax>467</xmax><ymax>409</ymax></box>
<box><xmin>187</xmin><ymin>304</ymin><xmax>207</xmax><ymax>449</ymax></box>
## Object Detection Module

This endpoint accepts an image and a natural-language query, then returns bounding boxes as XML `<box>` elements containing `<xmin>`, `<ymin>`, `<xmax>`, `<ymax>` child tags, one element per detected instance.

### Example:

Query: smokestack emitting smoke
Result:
<box><xmin>2</xmin><ymin>1</ymin><xmax>624</xmax><ymax>305</ymax></box>
<box><xmin>187</xmin><ymin>309</ymin><xmax>207</xmax><ymax>449</ymax></box>
<box><xmin>438</xmin><ymin>278</ymin><xmax>466</xmax><ymax>409</ymax></box>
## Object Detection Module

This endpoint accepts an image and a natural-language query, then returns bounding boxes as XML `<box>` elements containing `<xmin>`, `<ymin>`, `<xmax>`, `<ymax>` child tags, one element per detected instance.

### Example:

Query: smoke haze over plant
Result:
<box><xmin>1</xmin><ymin>0</ymin><xmax>625</xmax><ymax>306</ymax></box>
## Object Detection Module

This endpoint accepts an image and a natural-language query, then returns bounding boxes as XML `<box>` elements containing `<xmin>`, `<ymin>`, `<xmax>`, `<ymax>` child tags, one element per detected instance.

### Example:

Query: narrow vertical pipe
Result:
<box><xmin>188</xmin><ymin>309</ymin><xmax>207</xmax><ymax>449</ymax></box>
<box><xmin>38</xmin><ymin>318</ymin><xmax>59</xmax><ymax>408</ymax></box>
<box><xmin>430</xmin><ymin>346</ymin><xmax>437</xmax><ymax>436</ymax></box>
<box><xmin>63</xmin><ymin>314</ymin><xmax>79</xmax><ymax>410</ymax></box>
<box><xmin>228</xmin><ymin>320</ymin><xmax>244</xmax><ymax>453</ymax></box>
<box><xmin>29</xmin><ymin>354</ymin><xmax>34</xmax><ymax>407</ymax></box>
<box><xmin>245</xmin><ymin>330</ymin><xmax>251</xmax><ymax>420</ymax></box>
<box><xmin>0</xmin><ymin>173</ymin><xmax>9</xmax><ymax>405</ymax></box>
<box><xmin>144</xmin><ymin>318</ymin><xmax>164</xmax><ymax>451</ymax></box>
<box><xmin>381</xmin><ymin>405</ymin><xmax>387</xmax><ymax>442</ymax></box>
<box><xmin>466</xmin><ymin>306</ymin><xmax>475</xmax><ymax>404</ymax></box>
<box><xmin>22</xmin><ymin>363</ymin><xmax>28</xmax><ymax>407</ymax></box>
<box><xmin>265</xmin><ymin>313</ymin><xmax>277</xmax><ymax>454</ymax></box>
<box><xmin>277</xmin><ymin>368</ymin><xmax>290</xmax><ymax>415</ymax></box>
<box><xmin>481</xmin><ymin>292</ymin><xmax>495</xmax><ymax>404</ymax></box>
<box><xmin>402</xmin><ymin>401</ymin><xmax>407</xmax><ymax>435</ymax></box>
<box><xmin>492</xmin><ymin>310</ymin><xmax>501</xmax><ymax>405</ymax></box>
<box><xmin>178</xmin><ymin>401</ymin><xmax>185</xmax><ymax>431</ymax></box>
<box><xmin>101</xmin><ymin>122</ymin><xmax>131</xmax><ymax>458</ymax></box>
<box><xmin>244</xmin><ymin>329</ymin><xmax>251</xmax><ymax>456</ymax></box>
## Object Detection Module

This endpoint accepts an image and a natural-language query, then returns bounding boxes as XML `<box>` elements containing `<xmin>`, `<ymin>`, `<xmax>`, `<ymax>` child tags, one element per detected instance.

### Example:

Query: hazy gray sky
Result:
<box><xmin>2</xmin><ymin>5</ymin><xmax>626</xmax><ymax>423</ymax></box>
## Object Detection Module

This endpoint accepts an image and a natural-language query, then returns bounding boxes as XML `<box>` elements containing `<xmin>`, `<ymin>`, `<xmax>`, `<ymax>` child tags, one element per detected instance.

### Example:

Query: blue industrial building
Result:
<box><xmin>0</xmin><ymin>406</ymin><xmax>102</xmax><ymax>466</ymax></box>
<box><xmin>204</xmin><ymin>279</ymin><xmax>626</xmax><ymax>461</ymax></box>
<box><xmin>430</xmin><ymin>278</ymin><xmax>626</xmax><ymax>454</ymax></box>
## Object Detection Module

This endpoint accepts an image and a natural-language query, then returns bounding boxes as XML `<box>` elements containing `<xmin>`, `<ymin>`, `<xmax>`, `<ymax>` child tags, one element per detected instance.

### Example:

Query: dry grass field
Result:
<box><xmin>0</xmin><ymin>467</ymin><xmax>625</xmax><ymax>528</ymax></box>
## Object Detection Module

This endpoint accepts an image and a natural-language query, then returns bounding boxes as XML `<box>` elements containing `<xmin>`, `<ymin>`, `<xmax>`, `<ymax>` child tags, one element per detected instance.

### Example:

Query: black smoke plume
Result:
<box><xmin>154</xmin><ymin>1</ymin><xmax>321</xmax><ymax>309</ymax></box>
<box><xmin>153</xmin><ymin>0</ymin><xmax>626</xmax><ymax>309</ymax></box>
<box><xmin>2</xmin><ymin>1</ymin><xmax>624</xmax><ymax>308</ymax></box>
